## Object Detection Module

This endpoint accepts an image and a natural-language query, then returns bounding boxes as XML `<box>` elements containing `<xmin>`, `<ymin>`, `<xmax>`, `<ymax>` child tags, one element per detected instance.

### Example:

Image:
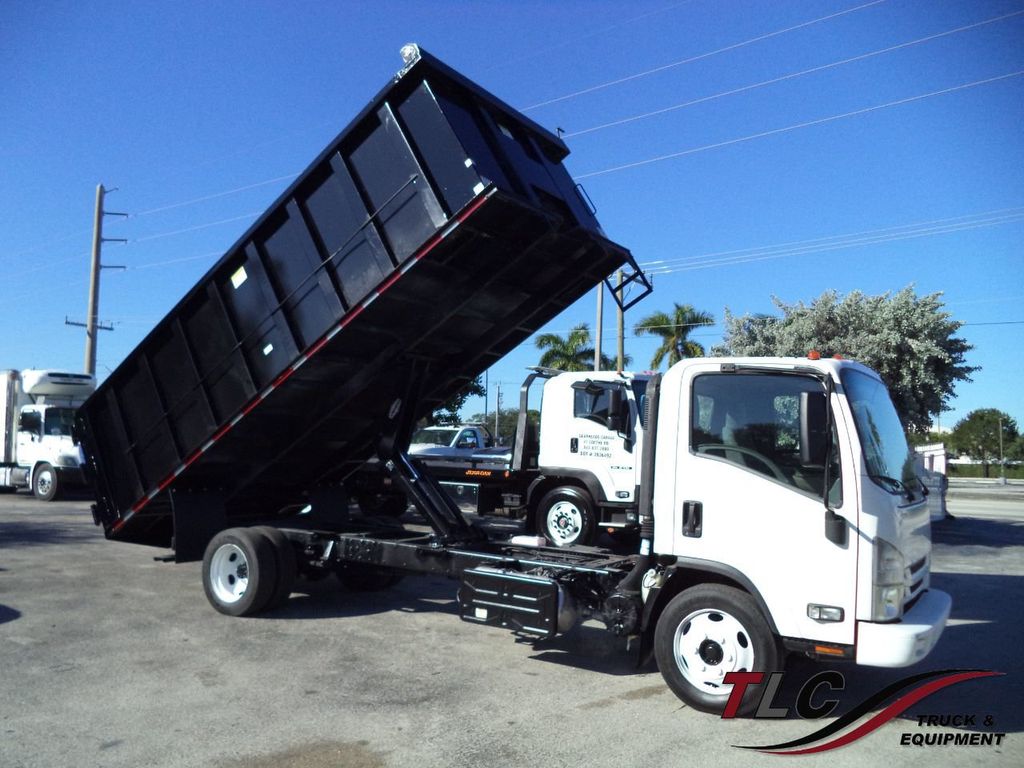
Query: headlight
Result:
<box><xmin>56</xmin><ymin>454</ymin><xmax>79</xmax><ymax>468</ymax></box>
<box><xmin>872</xmin><ymin>538</ymin><xmax>906</xmax><ymax>622</ymax></box>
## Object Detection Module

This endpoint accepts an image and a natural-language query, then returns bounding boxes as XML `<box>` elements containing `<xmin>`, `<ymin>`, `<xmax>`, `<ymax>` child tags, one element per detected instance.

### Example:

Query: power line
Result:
<box><xmin>485</xmin><ymin>0</ymin><xmax>696</xmax><ymax>73</ymax></box>
<box><xmin>523</xmin><ymin>0</ymin><xmax>887</xmax><ymax>110</ymax></box>
<box><xmin>128</xmin><ymin>211</ymin><xmax>261</xmax><ymax>245</ymax></box>
<box><xmin>574</xmin><ymin>70</ymin><xmax>1024</xmax><ymax>180</ymax></box>
<box><xmin>564</xmin><ymin>9</ymin><xmax>1024</xmax><ymax>139</ymax></box>
<box><xmin>647</xmin><ymin>213</ymin><xmax>1024</xmax><ymax>275</ymax></box>
<box><xmin>130</xmin><ymin>173</ymin><xmax>299</xmax><ymax>218</ymax></box>
<box><xmin>641</xmin><ymin>207</ymin><xmax>1024</xmax><ymax>271</ymax></box>
<box><xmin>962</xmin><ymin>320</ymin><xmax>1024</xmax><ymax>326</ymax></box>
<box><xmin>130</xmin><ymin>250</ymin><xmax>223</xmax><ymax>271</ymax></box>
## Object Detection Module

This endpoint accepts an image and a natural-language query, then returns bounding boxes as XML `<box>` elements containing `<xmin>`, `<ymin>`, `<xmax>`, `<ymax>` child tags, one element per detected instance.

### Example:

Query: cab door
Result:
<box><xmin>567</xmin><ymin>380</ymin><xmax>641</xmax><ymax>503</ymax></box>
<box><xmin>15</xmin><ymin>408</ymin><xmax>44</xmax><ymax>467</ymax></box>
<box><xmin>669</xmin><ymin>365</ymin><xmax>858</xmax><ymax>645</ymax></box>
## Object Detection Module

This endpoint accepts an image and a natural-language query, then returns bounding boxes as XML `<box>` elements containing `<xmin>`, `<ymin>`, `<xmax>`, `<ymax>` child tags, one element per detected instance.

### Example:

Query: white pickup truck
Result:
<box><xmin>409</xmin><ymin>424</ymin><xmax>497</xmax><ymax>459</ymax></box>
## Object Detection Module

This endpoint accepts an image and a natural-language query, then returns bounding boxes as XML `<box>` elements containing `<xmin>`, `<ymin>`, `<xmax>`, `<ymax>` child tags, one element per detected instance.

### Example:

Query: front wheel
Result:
<box><xmin>654</xmin><ymin>584</ymin><xmax>781</xmax><ymax>715</ymax></box>
<box><xmin>534</xmin><ymin>487</ymin><xmax>596</xmax><ymax>547</ymax></box>
<box><xmin>33</xmin><ymin>464</ymin><xmax>59</xmax><ymax>501</ymax></box>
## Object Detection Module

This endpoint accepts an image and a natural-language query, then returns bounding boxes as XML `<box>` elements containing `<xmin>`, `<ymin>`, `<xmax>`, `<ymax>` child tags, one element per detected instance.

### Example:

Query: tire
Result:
<box><xmin>534</xmin><ymin>487</ymin><xmax>596</xmax><ymax>547</ymax></box>
<box><xmin>338</xmin><ymin>565</ymin><xmax>405</xmax><ymax>591</ymax></box>
<box><xmin>654</xmin><ymin>584</ymin><xmax>781</xmax><ymax>715</ymax></box>
<box><xmin>251</xmin><ymin>526</ymin><xmax>297</xmax><ymax>610</ymax></box>
<box><xmin>33</xmin><ymin>463</ymin><xmax>59</xmax><ymax>502</ymax></box>
<box><xmin>202</xmin><ymin>528</ymin><xmax>279</xmax><ymax>616</ymax></box>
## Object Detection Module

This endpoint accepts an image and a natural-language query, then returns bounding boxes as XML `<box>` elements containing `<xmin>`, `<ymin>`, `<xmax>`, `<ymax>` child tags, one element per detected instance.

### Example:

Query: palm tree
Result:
<box><xmin>535</xmin><ymin>323</ymin><xmax>632</xmax><ymax>371</ymax></box>
<box><xmin>535</xmin><ymin>324</ymin><xmax>596</xmax><ymax>371</ymax></box>
<box><xmin>634</xmin><ymin>303</ymin><xmax>715</xmax><ymax>370</ymax></box>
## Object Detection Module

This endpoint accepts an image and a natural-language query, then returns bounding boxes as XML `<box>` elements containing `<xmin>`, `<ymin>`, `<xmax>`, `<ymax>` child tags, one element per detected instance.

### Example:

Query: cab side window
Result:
<box><xmin>574</xmin><ymin>388</ymin><xmax>611</xmax><ymax>424</ymax></box>
<box><xmin>691</xmin><ymin>373</ymin><xmax>841</xmax><ymax>502</ymax></box>
<box><xmin>456</xmin><ymin>429</ymin><xmax>479</xmax><ymax>449</ymax></box>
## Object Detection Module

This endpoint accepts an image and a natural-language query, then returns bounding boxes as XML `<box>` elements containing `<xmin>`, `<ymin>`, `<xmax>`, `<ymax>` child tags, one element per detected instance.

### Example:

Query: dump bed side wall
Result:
<box><xmin>76</xmin><ymin>51</ymin><xmax>633</xmax><ymax>547</ymax></box>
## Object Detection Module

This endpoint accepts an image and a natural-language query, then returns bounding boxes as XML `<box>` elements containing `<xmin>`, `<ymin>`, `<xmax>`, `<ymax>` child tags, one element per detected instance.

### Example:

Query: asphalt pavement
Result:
<box><xmin>0</xmin><ymin>484</ymin><xmax>1021</xmax><ymax>767</ymax></box>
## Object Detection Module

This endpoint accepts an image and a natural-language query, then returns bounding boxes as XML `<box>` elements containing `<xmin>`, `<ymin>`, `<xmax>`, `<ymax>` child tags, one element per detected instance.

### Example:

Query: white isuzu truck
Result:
<box><xmin>1</xmin><ymin>369</ymin><xmax>95</xmax><ymax>500</ymax></box>
<box><xmin>75</xmin><ymin>46</ymin><xmax>949</xmax><ymax>715</ymax></box>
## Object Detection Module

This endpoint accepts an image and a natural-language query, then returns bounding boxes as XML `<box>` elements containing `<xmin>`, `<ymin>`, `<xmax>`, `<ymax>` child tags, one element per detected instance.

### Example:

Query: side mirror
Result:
<box><xmin>799</xmin><ymin>391</ymin><xmax>828</xmax><ymax>466</ymax></box>
<box><xmin>607</xmin><ymin>388</ymin><xmax>627</xmax><ymax>434</ymax></box>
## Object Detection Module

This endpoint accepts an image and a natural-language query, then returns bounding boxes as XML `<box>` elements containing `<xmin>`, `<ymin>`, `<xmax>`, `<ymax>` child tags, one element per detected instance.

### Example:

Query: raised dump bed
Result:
<box><xmin>76</xmin><ymin>45</ymin><xmax>647</xmax><ymax>550</ymax></box>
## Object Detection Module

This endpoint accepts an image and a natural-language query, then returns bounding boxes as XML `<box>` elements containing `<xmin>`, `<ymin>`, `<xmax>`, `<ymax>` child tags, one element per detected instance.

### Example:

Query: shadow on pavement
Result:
<box><xmin>0</xmin><ymin>604</ymin><xmax>21</xmax><ymax>625</ymax></box>
<box><xmin>263</xmin><ymin>574</ymin><xmax>460</xmax><ymax>621</ymax></box>
<box><xmin>0</xmin><ymin>519</ymin><xmax>98</xmax><ymax>547</ymax></box>
<box><xmin>931</xmin><ymin>515</ymin><xmax>1024</xmax><ymax>551</ymax></box>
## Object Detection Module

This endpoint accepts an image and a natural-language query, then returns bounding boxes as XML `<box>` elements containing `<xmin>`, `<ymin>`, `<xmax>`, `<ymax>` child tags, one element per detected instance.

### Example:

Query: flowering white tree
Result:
<box><xmin>715</xmin><ymin>287</ymin><xmax>977</xmax><ymax>434</ymax></box>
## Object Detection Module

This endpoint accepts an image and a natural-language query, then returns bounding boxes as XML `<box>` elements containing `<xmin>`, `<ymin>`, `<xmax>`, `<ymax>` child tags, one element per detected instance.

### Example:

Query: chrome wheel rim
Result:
<box><xmin>36</xmin><ymin>470</ymin><xmax>54</xmax><ymax>497</ymax></box>
<box><xmin>673</xmin><ymin>608</ymin><xmax>755</xmax><ymax>697</ymax></box>
<box><xmin>209</xmin><ymin>543</ymin><xmax>249</xmax><ymax>604</ymax></box>
<box><xmin>546</xmin><ymin>500</ymin><xmax>582</xmax><ymax>545</ymax></box>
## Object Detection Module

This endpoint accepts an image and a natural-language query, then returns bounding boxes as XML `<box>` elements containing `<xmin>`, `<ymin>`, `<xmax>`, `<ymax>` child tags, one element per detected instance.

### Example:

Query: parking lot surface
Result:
<box><xmin>1</xmin><ymin>484</ymin><xmax>1021</xmax><ymax>767</ymax></box>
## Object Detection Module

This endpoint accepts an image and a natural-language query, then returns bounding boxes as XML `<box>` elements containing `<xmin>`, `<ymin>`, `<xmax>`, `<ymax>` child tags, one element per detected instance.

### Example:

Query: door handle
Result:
<box><xmin>570</xmin><ymin>438</ymin><xmax>578</xmax><ymax>453</ymax></box>
<box><xmin>683</xmin><ymin>500</ymin><xmax>702</xmax><ymax>538</ymax></box>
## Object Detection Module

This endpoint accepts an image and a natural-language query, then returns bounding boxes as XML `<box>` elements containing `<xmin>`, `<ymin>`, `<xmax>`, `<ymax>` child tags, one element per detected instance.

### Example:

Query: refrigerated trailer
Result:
<box><xmin>76</xmin><ymin>45</ymin><xmax>949</xmax><ymax>715</ymax></box>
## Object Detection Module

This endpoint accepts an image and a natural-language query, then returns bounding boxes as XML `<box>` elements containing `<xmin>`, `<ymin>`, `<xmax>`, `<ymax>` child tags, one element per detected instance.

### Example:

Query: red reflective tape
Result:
<box><xmin>241</xmin><ymin>394</ymin><xmax>264</xmax><ymax>417</ymax></box>
<box><xmin>272</xmin><ymin>367</ymin><xmax>295</xmax><ymax>389</ymax></box>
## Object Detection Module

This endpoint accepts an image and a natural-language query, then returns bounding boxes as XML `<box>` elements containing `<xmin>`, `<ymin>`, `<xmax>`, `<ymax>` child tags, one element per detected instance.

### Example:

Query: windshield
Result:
<box><xmin>44</xmin><ymin>407</ymin><xmax>76</xmax><ymax>437</ymax></box>
<box><xmin>411</xmin><ymin>428</ymin><xmax>458</xmax><ymax>446</ymax></box>
<box><xmin>841</xmin><ymin>369</ymin><xmax>916</xmax><ymax>490</ymax></box>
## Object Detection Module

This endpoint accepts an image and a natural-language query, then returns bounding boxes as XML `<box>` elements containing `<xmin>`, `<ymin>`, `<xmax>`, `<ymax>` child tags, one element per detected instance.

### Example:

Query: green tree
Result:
<box><xmin>535</xmin><ymin>324</ymin><xmax>628</xmax><ymax>371</ymax></box>
<box><xmin>467</xmin><ymin>407</ymin><xmax>540</xmax><ymax>445</ymax></box>
<box><xmin>908</xmin><ymin>430</ymin><xmax>949</xmax><ymax>448</ymax></box>
<box><xmin>715</xmin><ymin>287</ymin><xmax>978</xmax><ymax>434</ymax></box>
<box><xmin>634</xmin><ymin>303</ymin><xmax>714</xmax><ymax>370</ymax></box>
<box><xmin>429</xmin><ymin>377</ymin><xmax>486</xmax><ymax>426</ymax></box>
<box><xmin>950</xmin><ymin>409</ymin><xmax>1018</xmax><ymax>477</ymax></box>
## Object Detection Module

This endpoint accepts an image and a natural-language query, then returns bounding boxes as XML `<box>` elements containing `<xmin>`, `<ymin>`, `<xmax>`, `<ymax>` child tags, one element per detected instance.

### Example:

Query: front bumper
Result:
<box><xmin>856</xmin><ymin>589</ymin><xmax>952</xmax><ymax>667</ymax></box>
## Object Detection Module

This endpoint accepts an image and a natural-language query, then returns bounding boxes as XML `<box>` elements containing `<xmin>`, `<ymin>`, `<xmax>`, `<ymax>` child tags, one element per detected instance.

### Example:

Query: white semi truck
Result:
<box><xmin>75</xmin><ymin>46</ymin><xmax>949</xmax><ymax>715</ymax></box>
<box><xmin>1</xmin><ymin>369</ymin><xmax>95</xmax><ymax>500</ymax></box>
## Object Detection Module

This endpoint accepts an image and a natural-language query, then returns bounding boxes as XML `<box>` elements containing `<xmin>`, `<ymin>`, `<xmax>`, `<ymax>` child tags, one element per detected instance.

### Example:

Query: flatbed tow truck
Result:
<box><xmin>76</xmin><ymin>45</ymin><xmax>949</xmax><ymax>715</ymax></box>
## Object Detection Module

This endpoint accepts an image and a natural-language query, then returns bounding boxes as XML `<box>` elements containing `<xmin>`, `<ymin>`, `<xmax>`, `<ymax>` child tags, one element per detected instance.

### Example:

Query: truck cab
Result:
<box><xmin>528</xmin><ymin>370</ymin><xmax>649</xmax><ymax>545</ymax></box>
<box><xmin>644</xmin><ymin>357</ymin><xmax>949</xmax><ymax>710</ymax></box>
<box><xmin>1</xmin><ymin>370</ymin><xmax>95</xmax><ymax>500</ymax></box>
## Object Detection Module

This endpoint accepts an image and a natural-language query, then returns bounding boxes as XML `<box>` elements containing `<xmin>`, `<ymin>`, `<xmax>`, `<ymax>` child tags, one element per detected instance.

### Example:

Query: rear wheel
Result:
<box><xmin>535</xmin><ymin>487</ymin><xmax>596</xmax><ymax>547</ymax></box>
<box><xmin>654</xmin><ymin>584</ymin><xmax>781</xmax><ymax>715</ymax></box>
<box><xmin>251</xmin><ymin>526</ymin><xmax>297</xmax><ymax>609</ymax></box>
<box><xmin>202</xmin><ymin>528</ymin><xmax>278</xmax><ymax>616</ymax></box>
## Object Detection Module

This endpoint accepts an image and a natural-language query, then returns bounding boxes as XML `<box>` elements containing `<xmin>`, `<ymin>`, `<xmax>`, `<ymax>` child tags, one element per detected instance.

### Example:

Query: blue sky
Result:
<box><xmin>2</xmin><ymin>0</ymin><xmax>1021</xmax><ymax>432</ymax></box>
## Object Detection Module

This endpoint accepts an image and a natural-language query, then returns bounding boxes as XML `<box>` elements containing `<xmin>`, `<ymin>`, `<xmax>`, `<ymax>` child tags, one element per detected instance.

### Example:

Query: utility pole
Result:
<box><xmin>998</xmin><ymin>415</ymin><xmax>1007</xmax><ymax>486</ymax></box>
<box><xmin>594</xmin><ymin>283</ymin><xmax>603</xmax><ymax>371</ymax></box>
<box><xmin>494</xmin><ymin>383</ymin><xmax>501</xmax><ymax>442</ymax></box>
<box><xmin>616</xmin><ymin>269</ymin><xmax>624</xmax><ymax>371</ymax></box>
<box><xmin>74</xmin><ymin>184</ymin><xmax>127</xmax><ymax>376</ymax></box>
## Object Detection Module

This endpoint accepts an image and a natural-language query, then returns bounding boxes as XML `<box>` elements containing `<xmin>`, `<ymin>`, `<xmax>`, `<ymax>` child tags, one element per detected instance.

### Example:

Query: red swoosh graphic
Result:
<box><xmin>761</xmin><ymin>670</ymin><xmax>1002</xmax><ymax>755</ymax></box>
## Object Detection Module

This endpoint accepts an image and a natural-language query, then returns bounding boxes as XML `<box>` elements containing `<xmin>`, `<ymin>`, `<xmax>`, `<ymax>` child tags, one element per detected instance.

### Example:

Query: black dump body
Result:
<box><xmin>76</xmin><ymin>46</ymin><xmax>642</xmax><ymax>549</ymax></box>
